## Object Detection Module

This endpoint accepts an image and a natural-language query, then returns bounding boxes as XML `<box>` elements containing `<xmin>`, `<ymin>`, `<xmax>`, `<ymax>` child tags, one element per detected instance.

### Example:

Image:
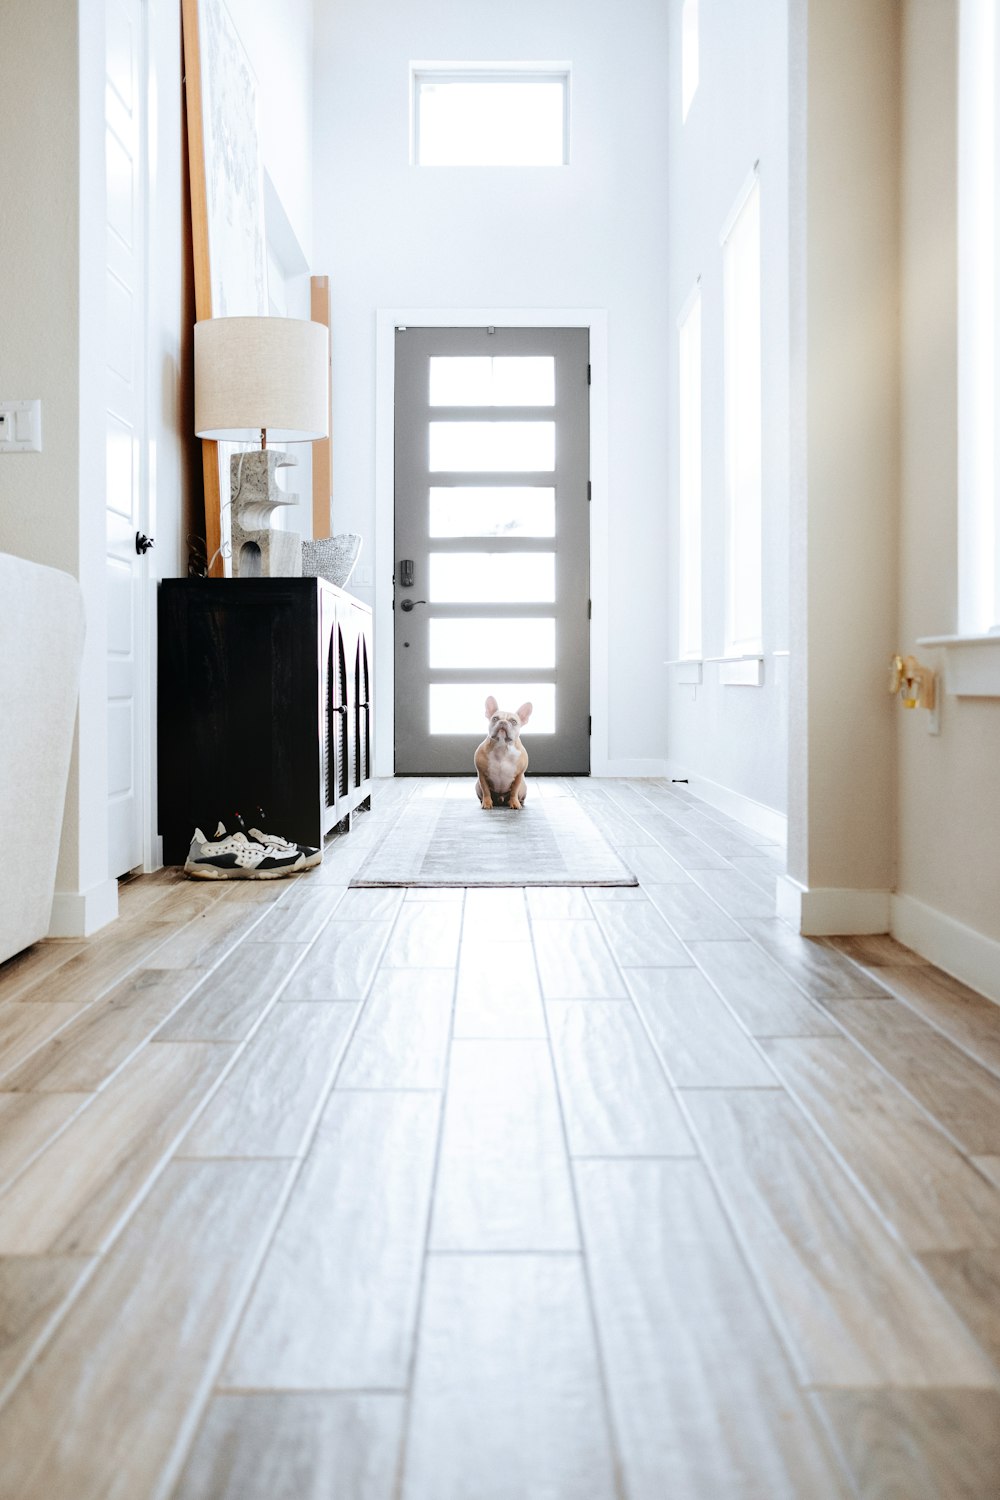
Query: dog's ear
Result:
<box><xmin>485</xmin><ymin>695</ymin><xmax>498</xmax><ymax>718</ymax></box>
<box><xmin>516</xmin><ymin>702</ymin><xmax>533</xmax><ymax>725</ymax></box>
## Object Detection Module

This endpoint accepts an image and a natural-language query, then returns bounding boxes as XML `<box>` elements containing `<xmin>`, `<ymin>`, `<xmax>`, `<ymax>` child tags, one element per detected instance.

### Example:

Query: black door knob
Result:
<box><xmin>135</xmin><ymin>532</ymin><xmax>155</xmax><ymax>555</ymax></box>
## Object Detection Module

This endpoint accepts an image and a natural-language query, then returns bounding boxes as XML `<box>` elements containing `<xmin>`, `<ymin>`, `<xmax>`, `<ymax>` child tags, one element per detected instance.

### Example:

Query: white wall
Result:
<box><xmin>665</xmin><ymin>0</ymin><xmax>791</xmax><ymax>820</ymax></box>
<box><xmin>312</xmin><ymin>0</ymin><xmax>672</xmax><ymax>767</ymax></box>
<box><xmin>225</xmin><ymin>0</ymin><xmax>317</xmax><ymax>545</ymax></box>
<box><xmin>896</xmin><ymin>0</ymin><xmax>1000</xmax><ymax>982</ymax></box>
<box><xmin>231</xmin><ymin>0</ymin><xmax>315</xmax><ymax>265</ymax></box>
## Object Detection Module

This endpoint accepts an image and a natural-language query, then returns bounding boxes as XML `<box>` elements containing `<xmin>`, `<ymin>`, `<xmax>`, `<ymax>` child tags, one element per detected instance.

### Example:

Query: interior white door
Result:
<box><xmin>105</xmin><ymin>0</ymin><xmax>147</xmax><ymax>878</ymax></box>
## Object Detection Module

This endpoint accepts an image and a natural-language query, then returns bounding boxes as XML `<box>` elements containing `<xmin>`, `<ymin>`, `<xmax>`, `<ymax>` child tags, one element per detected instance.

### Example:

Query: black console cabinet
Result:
<box><xmin>158</xmin><ymin>578</ymin><xmax>372</xmax><ymax>865</ymax></box>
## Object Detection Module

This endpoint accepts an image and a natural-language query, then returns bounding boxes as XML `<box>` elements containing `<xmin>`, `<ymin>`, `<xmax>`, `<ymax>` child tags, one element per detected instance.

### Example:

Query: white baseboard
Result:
<box><xmin>595</xmin><ymin>758</ymin><xmax>670</xmax><ymax>778</ymax></box>
<box><xmin>666</xmin><ymin>762</ymin><xmax>787</xmax><ymax>846</ymax></box>
<box><xmin>48</xmin><ymin>878</ymin><xmax>119</xmax><ymax>938</ymax></box>
<box><xmin>892</xmin><ymin>892</ymin><xmax>1000</xmax><ymax>1006</ymax></box>
<box><xmin>777</xmin><ymin>875</ymin><xmax>891</xmax><ymax>936</ymax></box>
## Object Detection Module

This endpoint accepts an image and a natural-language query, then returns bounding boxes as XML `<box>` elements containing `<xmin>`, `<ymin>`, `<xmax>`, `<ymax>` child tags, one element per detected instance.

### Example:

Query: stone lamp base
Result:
<box><xmin>230</xmin><ymin>449</ymin><xmax>302</xmax><ymax>579</ymax></box>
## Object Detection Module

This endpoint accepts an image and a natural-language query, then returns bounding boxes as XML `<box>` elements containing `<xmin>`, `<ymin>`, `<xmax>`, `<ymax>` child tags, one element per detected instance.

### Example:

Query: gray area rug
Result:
<box><xmin>350</xmin><ymin>794</ymin><xmax>637</xmax><ymax>888</ymax></box>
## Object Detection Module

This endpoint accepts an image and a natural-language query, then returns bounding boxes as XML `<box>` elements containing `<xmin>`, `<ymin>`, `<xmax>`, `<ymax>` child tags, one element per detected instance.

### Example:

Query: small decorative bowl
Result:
<box><xmin>301</xmin><ymin>533</ymin><xmax>362</xmax><ymax>589</ymax></box>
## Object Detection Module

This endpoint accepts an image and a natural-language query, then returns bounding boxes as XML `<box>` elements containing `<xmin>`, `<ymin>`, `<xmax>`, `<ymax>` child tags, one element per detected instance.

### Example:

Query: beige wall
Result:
<box><xmin>787</xmin><ymin>0</ymin><xmax>901</xmax><ymax>902</ymax></box>
<box><xmin>898</xmin><ymin>0</ymin><xmax>1000</xmax><ymax>947</ymax></box>
<box><xmin>0</xmin><ymin>0</ymin><xmax>112</xmax><ymax>922</ymax></box>
<box><xmin>0</xmin><ymin>4</ymin><xmax>82</xmax><ymax>579</ymax></box>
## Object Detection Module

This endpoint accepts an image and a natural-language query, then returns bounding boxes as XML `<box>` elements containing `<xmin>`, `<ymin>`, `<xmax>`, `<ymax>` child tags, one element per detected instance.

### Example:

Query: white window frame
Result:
<box><xmin>682</xmin><ymin>0</ymin><xmax>699</xmax><ymax>122</ymax></box>
<box><xmin>721</xmin><ymin>167</ymin><xmax>763</xmax><ymax>659</ymax></box>
<box><xmin>410</xmin><ymin>63</ymin><xmax>571</xmax><ymax>167</ymax></box>
<box><xmin>958</xmin><ymin>0</ymin><xmax>1000</xmax><ymax>636</ymax></box>
<box><xmin>677</xmin><ymin>282</ymin><xmax>703</xmax><ymax>659</ymax></box>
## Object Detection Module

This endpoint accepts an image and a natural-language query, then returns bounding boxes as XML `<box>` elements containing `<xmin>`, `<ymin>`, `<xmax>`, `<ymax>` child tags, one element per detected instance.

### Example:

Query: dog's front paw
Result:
<box><xmin>509</xmin><ymin>796</ymin><xmax>522</xmax><ymax>810</ymax></box>
<box><xmin>481</xmin><ymin>796</ymin><xmax>494</xmax><ymax>810</ymax></box>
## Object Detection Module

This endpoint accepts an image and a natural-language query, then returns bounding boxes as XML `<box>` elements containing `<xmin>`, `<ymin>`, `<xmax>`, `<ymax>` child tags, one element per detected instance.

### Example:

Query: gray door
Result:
<box><xmin>394</xmin><ymin>326</ymin><xmax>590</xmax><ymax>774</ymax></box>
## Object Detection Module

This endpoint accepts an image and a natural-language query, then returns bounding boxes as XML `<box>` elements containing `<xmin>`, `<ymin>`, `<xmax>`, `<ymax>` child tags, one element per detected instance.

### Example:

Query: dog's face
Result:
<box><xmin>485</xmin><ymin>695</ymin><xmax>532</xmax><ymax>744</ymax></box>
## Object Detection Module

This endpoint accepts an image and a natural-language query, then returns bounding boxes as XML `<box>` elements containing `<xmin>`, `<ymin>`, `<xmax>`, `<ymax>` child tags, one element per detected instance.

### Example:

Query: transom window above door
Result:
<box><xmin>411</xmin><ymin>66</ymin><xmax>571</xmax><ymax>166</ymax></box>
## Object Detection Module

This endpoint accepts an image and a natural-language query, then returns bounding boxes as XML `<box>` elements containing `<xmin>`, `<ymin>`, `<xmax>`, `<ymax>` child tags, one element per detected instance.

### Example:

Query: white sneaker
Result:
<box><xmin>184</xmin><ymin>826</ymin><xmax>306</xmax><ymax>879</ymax></box>
<box><xmin>228</xmin><ymin>809</ymin><xmax>323</xmax><ymax>871</ymax></box>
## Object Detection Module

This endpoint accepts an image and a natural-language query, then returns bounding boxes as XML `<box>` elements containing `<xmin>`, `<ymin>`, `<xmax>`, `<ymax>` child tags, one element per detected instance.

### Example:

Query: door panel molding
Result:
<box><xmin>375</xmin><ymin>308</ymin><xmax>610</xmax><ymax>777</ymax></box>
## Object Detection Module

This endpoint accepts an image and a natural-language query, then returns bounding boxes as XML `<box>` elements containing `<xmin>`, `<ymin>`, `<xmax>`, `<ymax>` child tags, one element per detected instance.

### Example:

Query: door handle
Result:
<box><xmin>400</xmin><ymin>598</ymin><xmax>426</xmax><ymax>612</ymax></box>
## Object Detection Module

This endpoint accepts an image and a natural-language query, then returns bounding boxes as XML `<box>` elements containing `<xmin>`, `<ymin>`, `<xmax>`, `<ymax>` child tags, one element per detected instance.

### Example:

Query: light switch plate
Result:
<box><xmin>0</xmin><ymin>399</ymin><xmax>42</xmax><ymax>453</ymax></box>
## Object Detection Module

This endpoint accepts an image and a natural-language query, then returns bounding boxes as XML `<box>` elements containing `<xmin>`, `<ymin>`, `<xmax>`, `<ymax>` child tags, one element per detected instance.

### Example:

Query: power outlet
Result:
<box><xmin>0</xmin><ymin>399</ymin><xmax>42</xmax><ymax>453</ymax></box>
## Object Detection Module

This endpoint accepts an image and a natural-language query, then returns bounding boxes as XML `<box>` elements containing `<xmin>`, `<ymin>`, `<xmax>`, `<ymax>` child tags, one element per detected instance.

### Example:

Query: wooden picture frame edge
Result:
<box><xmin>310</xmin><ymin>274</ymin><xmax>332</xmax><ymax>542</ymax></box>
<box><xmin>181</xmin><ymin>0</ymin><xmax>225</xmax><ymax>577</ymax></box>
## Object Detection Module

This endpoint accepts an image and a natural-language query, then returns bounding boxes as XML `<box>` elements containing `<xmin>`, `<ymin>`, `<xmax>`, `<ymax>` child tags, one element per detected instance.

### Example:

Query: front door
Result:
<box><xmin>393</xmin><ymin>326</ymin><xmax>590</xmax><ymax>774</ymax></box>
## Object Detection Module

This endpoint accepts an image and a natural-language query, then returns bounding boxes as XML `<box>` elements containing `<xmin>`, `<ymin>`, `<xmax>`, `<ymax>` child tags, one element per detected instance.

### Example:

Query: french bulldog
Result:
<box><xmin>474</xmin><ymin>696</ymin><xmax>533</xmax><ymax>809</ymax></box>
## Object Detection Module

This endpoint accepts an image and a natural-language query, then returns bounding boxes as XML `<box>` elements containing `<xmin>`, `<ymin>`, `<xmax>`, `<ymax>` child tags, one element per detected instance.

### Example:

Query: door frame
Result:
<box><xmin>374</xmin><ymin>307</ymin><xmax>609</xmax><ymax>778</ymax></box>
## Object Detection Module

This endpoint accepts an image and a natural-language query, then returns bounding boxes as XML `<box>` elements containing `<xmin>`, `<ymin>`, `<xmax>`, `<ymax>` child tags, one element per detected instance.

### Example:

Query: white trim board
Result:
<box><xmin>49</xmin><ymin>878</ymin><xmax>120</xmax><ymax>939</ymax></box>
<box><xmin>666</xmin><ymin>762</ymin><xmax>787</xmax><ymax>845</ymax></box>
<box><xmin>892</xmin><ymin>892</ymin><xmax>1000</xmax><ymax>1007</ymax></box>
<box><xmin>604</xmin><ymin>758</ymin><xmax>670</xmax><ymax>778</ymax></box>
<box><xmin>776</xmin><ymin>876</ymin><xmax>891</xmax><ymax>936</ymax></box>
<box><xmin>374</xmin><ymin>307</ymin><xmax>610</xmax><ymax>778</ymax></box>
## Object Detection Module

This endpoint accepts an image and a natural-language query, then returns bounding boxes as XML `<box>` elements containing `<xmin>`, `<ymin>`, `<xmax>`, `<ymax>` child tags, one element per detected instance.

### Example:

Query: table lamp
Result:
<box><xmin>194</xmin><ymin>316</ymin><xmax>328</xmax><ymax>577</ymax></box>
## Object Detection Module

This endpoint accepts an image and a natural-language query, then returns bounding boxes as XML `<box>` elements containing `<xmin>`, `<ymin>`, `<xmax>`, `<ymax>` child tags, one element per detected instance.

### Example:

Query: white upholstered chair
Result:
<box><xmin>0</xmin><ymin>552</ymin><xmax>85</xmax><ymax>964</ymax></box>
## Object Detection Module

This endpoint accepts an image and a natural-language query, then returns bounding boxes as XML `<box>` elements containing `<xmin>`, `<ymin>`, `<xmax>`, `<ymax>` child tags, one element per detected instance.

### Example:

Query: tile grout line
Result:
<box><xmin>149</xmin><ymin>872</ymin><xmax>416</xmax><ymax>1500</ymax></box>
<box><xmin>584</xmin><ymin>783</ymin><xmax>855</xmax><ymax>1486</ymax></box>
<box><xmin>529</xmin><ymin>788</ymin><xmax>630</xmax><ymax>1500</ymax></box>
<box><xmin>625</xmin><ymin>785</ymin><xmax>1000</xmax><ymax>1387</ymax></box>
<box><xmin>0</xmin><ymin>898</ymin><xmax>348</xmax><ymax>1203</ymax></box>
<box><xmin>0</xmin><ymin>879</ymin><xmax>304</xmax><ymax>1103</ymax></box>
<box><xmin>389</xmin><ymin>880</ymin><xmax>464</xmax><ymax>1500</ymax></box>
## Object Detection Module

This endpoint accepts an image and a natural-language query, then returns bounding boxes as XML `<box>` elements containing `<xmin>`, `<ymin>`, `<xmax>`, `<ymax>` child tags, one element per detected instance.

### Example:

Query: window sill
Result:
<box><xmin>917</xmin><ymin>634</ymin><xmax>1000</xmax><ymax>697</ymax></box>
<box><xmin>704</xmin><ymin>654</ymin><xmax>764</xmax><ymax>686</ymax></box>
<box><xmin>664</xmin><ymin>658</ymin><xmax>703</xmax><ymax>685</ymax></box>
<box><xmin>665</xmin><ymin>655</ymin><xmax>769</xmax><ymax>686</ymax></box>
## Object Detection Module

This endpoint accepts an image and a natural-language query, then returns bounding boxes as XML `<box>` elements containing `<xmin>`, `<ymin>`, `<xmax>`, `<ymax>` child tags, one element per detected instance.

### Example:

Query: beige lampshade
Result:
<box><xmin>194</xmin><ymin>316</ymin><xmax>329</xmax><ymax>442</ymax></box>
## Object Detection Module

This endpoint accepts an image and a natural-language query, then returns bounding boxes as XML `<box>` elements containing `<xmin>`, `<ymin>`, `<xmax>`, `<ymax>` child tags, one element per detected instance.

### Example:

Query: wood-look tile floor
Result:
<box><xmin>1</xmin><ymin>777</ymin><xmax>999</xmax><ymax>1498</ymax></box>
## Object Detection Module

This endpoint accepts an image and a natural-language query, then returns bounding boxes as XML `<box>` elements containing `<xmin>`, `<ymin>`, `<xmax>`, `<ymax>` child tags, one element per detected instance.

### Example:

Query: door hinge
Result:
<box><xmin>587</xmin><ymin>480</ymin><xmax>592</xmax><ymax>503</ymax></box>
<box><xmin>588</xmin><ymin>599</ymin><xmax>592</xmax><ymax>620</ymax></box>
<box><xmin>588</xmin><ymin>715</ymin><xmax>592</xmax><ymax>736</ymax></box>
<box><xmin>587</xmin><ymin>363</ymin><xmax>592</xmax><ymax>385</ymax></box>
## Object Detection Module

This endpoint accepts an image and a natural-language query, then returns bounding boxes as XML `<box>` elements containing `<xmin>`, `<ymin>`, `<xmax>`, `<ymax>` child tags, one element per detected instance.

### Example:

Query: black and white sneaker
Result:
<box><xmin>232</xmin><ymin>808</ymin><xmax>322</xmax><ymax>870</ymax></box>
<box><xmin>184</xmin><ymin>826</ymin><xmax>306</xmax><ymax>880</ymax></box>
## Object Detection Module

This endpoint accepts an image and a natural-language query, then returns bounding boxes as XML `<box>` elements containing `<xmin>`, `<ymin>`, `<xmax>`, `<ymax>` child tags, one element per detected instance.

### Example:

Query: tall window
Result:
<box><xmin>412</xmin><ymin>67</ymin><xmax>570</xmax><ymax>166</ymax></box>
<box><xmin>959</xmin><ymin>0</ymin><xmax>1000</xmax><ymax>634</ymax></box>
<box><xmin>678</xmin><ymin>286</ymin><xmax>702</xmax><ymax>658</ymax></box>
<box><xmin>722</xmin><ymin>172</ymin><xmax>762</xmax><ymax>657</ymax></box>
<box><xmin>682</xmin><ymin>0</ymin><xmax>699</xmax><ymax>121</ymax></box>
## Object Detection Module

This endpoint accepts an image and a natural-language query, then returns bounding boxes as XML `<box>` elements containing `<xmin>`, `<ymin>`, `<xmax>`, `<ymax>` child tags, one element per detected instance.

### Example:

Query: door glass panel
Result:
<box><xmin>430</xmin><ymin>618</ymin><xmax>556</xmax><ymax>669</ymax></box>
<box><xmin>430</xmin><ymin>552</ymin><xmax>555</xmax><ymax>602</ymax></box>
<box><xmin>430</xmin><ymin>682</ymin><xmax>556</xmax><ymax>734</ymax></box>
<box><xmin>429</xmin><ymin>421</ymin><xmax>555</xmax><ymax>472</ymax></box>
<box><xmin>429</xmin><ymin>486</ymin><xmax>555</xmax><ymax>537</ymax></box>
<box><xmin>429</xmin><ymin>357</ymin><xmax>555</xmax><ymax>406</ymax></box>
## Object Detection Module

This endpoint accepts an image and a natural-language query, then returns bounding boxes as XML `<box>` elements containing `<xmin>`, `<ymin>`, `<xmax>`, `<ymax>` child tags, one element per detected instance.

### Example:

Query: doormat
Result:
<box><xmin>349</xmin><ymin>794</ymin><xmax>638</xmax><ymax>888</ymax></box>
